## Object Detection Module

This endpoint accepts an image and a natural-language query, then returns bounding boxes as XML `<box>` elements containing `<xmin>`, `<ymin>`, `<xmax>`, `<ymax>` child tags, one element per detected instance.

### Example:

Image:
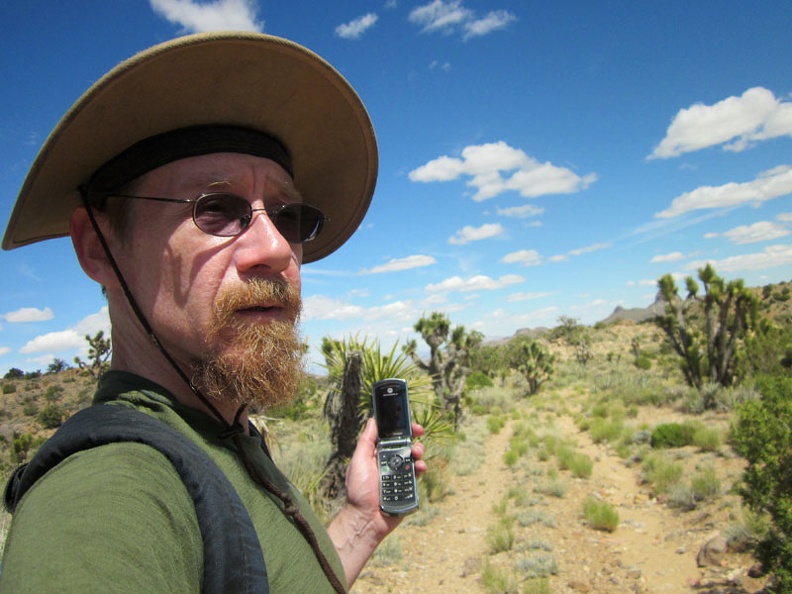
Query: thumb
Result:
<box><xmin>361</xmin><ymin>416</ymin><xmax>378</xmax><ymax>445</ymax></box>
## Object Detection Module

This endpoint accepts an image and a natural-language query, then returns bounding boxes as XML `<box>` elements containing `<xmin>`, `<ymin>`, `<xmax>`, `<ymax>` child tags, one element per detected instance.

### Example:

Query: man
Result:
<box><xmin>0</xmin><ymin>32</ymin><xmax>425</xmax><ymax>593</ymax></box>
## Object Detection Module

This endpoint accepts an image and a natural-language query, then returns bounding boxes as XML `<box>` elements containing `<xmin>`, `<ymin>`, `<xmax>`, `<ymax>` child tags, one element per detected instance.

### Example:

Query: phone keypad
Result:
<box><xmin>379</xmin><ymin>451</ymin><xmax>416</xmax><ymax>505</ymax></box>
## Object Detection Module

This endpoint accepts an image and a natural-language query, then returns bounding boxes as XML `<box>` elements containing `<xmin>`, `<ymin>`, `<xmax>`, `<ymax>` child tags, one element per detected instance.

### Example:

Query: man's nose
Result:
<box><xmin>234</xmin><ymin>210</ymin><xmax>295</xmax><ymax>273</ymax></box>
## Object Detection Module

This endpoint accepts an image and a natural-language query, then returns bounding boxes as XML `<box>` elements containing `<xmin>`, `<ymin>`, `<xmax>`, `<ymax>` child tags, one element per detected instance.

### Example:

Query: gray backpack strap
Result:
<box><xmin>3</xmin><ymin>405</ymin><xmax>268</xmax><ymax>594</ymax></box>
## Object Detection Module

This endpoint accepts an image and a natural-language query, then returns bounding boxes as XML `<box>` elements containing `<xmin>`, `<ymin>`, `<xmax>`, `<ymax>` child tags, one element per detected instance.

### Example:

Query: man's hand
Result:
<box><xmin>326</xmin><ymin>417</ymin><xmax>426</xmax><ymax>586</ymax></box>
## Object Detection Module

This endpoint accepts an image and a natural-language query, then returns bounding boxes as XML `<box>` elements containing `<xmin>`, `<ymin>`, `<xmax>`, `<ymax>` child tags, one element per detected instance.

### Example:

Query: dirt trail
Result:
<box><xmin>550</xmin><ymin>415</ymin><xmax>703</xmax><ymax>592</ymax></box>
<box><xmin>353</xmin><ymin>409</ymin><xmax>765</xmax><ymax>594</ymax></box>
<box><xmin>354</xmin><ymin>421</ymin><xmax>515</xmax><ymax>593</ymax></box>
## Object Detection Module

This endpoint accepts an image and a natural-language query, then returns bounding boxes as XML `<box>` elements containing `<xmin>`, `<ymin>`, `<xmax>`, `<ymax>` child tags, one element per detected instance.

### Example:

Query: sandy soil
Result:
<box><xmin>352</xmin><ymin>403</ymin><xmax>768</xmax><ymax>594</ymax></box>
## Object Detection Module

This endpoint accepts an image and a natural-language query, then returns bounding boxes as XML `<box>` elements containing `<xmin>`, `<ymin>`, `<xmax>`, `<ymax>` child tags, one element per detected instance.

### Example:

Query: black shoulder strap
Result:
<box><xmin>3</xmin><ymin>405</ymin><xmax>268</xmax><ymax>594</ymax></box>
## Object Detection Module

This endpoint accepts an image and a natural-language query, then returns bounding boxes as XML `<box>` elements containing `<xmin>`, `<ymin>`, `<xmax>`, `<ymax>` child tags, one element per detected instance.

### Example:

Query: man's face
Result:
<box><xmin>109</xmin><ymin>153</ymin><xmax>305</xmax><ymax>408</ymax></box>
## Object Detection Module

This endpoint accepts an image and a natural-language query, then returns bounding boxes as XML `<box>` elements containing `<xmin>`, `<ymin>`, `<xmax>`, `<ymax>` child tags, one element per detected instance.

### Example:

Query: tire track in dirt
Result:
<box><xmin>353</xmin><ymin>408</ymin><xmax>764</xmax><ymax>593</ymax></box>
<box><xmin>547</xmin><ymin>414</ymin><xmax>703</xmax><ymax>593</ymax></box>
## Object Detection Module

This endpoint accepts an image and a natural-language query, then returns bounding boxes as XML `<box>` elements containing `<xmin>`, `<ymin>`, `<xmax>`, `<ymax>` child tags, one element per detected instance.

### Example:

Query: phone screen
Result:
<box><xmin>375</xmin><ymin>386</ymin><xmax>410</xmax><ymax>438</ymax></box>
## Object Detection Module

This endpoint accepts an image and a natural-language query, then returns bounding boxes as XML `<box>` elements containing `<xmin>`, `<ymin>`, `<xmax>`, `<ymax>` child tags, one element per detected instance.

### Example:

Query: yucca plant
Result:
<box><xmin>320</xmin><ymin>335</ymin><xmax>452</xmax><ymax>501</ymax></box>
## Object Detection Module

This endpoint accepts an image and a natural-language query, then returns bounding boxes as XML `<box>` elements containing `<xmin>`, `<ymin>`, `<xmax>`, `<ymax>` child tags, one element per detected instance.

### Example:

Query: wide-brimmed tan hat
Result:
<box><xmin>2</xmin><ymin>31</ymin><xmax>378</xmax><ymax>263</ymax></box>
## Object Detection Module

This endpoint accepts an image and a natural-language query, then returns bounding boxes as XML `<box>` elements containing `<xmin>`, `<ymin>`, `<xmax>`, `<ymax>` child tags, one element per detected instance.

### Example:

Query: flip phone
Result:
<box><xmin>372</xmin><ymin>378</ymin><xmax>419</xmax><ymax>515</ymax></box>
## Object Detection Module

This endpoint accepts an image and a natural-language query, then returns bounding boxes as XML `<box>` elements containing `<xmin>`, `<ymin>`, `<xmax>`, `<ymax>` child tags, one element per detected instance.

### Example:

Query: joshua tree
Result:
<box><xmin>507</xmin><ymin>336</ymin><xmax>555</xmax><ymax>396</ymax></box>
<box><xmin>74</xmin><ymin>330</ymin><xmax>112</xmax><ymax>378</ymax></box>
<box><xmin>656</xmin><ymin>264</ymin><xmax>758</xmax><ymax>392</ymax></box>
<box><xmin>405</xmin><ymin>312</ymin><xmax>483</xmax><ymax>428</ymax></box>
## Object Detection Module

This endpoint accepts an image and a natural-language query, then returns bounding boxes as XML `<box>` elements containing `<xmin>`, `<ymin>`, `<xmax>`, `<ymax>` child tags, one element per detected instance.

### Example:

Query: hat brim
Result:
<box><xmin>2</xmin><ymin>32</ymin><xmax>378</xmax><ymax>264</ymax></box>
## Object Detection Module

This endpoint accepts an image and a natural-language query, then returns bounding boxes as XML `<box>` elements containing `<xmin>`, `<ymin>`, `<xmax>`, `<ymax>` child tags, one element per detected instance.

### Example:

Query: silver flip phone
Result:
<box><xmin>372</xmin><ymin>378</ymin><xmax>419</xmax><ymax>515</ymax></box>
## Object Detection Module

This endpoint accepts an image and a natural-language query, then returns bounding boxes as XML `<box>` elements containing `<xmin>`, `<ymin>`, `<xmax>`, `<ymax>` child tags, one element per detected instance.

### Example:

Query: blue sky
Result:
<box><xmin>1</xmin><ymin>0</ymin><xmax>791</xmax><ymax>374</ymax></box>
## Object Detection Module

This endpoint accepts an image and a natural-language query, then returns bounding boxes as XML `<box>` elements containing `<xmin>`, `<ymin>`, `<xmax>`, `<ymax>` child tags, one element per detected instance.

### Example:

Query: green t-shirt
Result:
<box><xmin>0</xmin><ymin>371</ymin><xmax>347</xmax><ymax>593</ymax></box>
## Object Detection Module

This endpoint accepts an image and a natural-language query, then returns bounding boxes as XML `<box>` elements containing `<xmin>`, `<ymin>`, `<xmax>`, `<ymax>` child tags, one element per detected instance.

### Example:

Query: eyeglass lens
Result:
<box><xmin>193</xmin><ymin>194</ymin><xmax>325</xmax><ymax>243</ymax></box>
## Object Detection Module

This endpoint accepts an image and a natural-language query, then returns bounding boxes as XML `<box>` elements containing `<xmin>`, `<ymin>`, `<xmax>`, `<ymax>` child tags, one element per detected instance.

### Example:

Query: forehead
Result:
<box><xmin>136</xmin><ymin>152</ymin><xmax>298</xmax><ymax>196</ymax></box>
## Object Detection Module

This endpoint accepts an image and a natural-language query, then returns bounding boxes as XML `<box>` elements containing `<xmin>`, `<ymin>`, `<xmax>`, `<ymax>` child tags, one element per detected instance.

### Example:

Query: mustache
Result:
<box><xmin>213</xmin><ymin>279</ymin><xmax>302</xmax><ymax>327</ymax></box>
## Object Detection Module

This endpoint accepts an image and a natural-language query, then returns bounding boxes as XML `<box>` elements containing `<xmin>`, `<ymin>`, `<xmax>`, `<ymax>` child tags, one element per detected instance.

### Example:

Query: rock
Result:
<box><xmin>697</xmin><ymin>534</ymin><xmax>728</xmax><ymax>567</ymax></box>
<box><xmin>567</xmin><ymin>580</ymin><xmax>592</xmax><ymax>592</ymax></box>
<box><xmin>748</xmin><ymin>563</ymin><xmax>764</xmax><ymax>578</ymax></box>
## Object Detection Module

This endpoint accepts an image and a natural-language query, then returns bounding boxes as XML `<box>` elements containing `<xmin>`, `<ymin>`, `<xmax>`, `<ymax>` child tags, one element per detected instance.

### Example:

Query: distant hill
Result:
<box><xmin>600</xmin><ymin>293</ymin><xmax>667</xmax><ymax>325</ymax></box>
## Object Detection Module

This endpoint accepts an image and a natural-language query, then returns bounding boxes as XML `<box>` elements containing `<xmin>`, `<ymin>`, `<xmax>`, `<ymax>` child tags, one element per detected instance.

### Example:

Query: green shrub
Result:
<box><xmin>38</xmin><ymin>404</ymin><xmax>64</xmax><ymax>430</ymax></box>
<box><xmin>522</xmin><ymin>578</ymin><xmax>552</xmax><ymax>594</ymax></box>
<box><xmin>487</xmin><ymin>415</ymin><xmax>506</xmax><ymax>434</ymax></box>
<box><xmin>691</xmin><ymin>466</ymin><xmax>721</xmax><ymax>501</ymax></box>
<box><xmin>557</xmin><ymin>446</ymin><xmax>593</xmax><ymax>479</ymax></box>
<box><xmin>534</xmin><ymin>477</ymin><xmax>568</xmax><ymax>498</ymax></box>
<box><xmin>481</xmin><ymin>559</ymin><xmax>516</xmax><ymax>594</ymax></box>
<box><xmin>44</xmin><ymin>385</ymin><xmax>64</xmax><ymax>402</ymax></box>
<box><xmin>732</xmin><ymin>376</ymin><xmax>792</xmax><ymax>592</ymax></box>
<box><xmin>503</xmin><ymin>448</ymin><xmax>519</xmax><ymax>467</ymax></box>
<box><xmin>517</xmin><ymin>509</ymin><xmax>557</xmax><ymax>528</ymax></box>
<box><xmin>582</xmin><ymin>496</ymin><xmax>619</xmax><ymax>532</ymax></box>
<box><xmin>466</xmin><ymin>371</ymin><xmax>494</xmax><ymax>390</ymax></box>
<box><xmin>642</xmin><ymin>453</ymin><xmax>684</xmax><ymax>495</ymax></box>
<box><xmin>515</xmin><ymin>553</ymin><xmax>558</xmax><ymax>578</ymax></box>
<box><xmin>667</xmin><ymin>468</ymin><xmax>721</xmax><ymax>510</ymax></box>
<box><xmin>634</xmin><ymin>355</ymin><xmax>652</xmax><ymax>370</ymax></box>
<box><xmin>487</xmin><ymin>515</ymin><xmax>516</xmax><ymax>553</ymax></box>
<box><xmin>692</xmin><ymin>426</ymin><xmax>722</xmax><ymax>452</ymax></box>
<box><xmin>11</xmin><ymin>432</ymin><xmax>34</xmax><ymax>464</ymax></box>
<box><xmin>650</xmin><ymin>422</ymin><xmax>695</xmax><ymax>448</ymax></box>
<box><xmin>4</xmin><ymin>368</ymin><xmax>25</xmax><ymax>380</ymax></box>
<box><xmin>589</xmin><ymin>417</ymin><xmax>624</xmax><ymax>444</ymax></box>
<box><xmin>2</xmin><ymin>383</ymin><xmax>16</xmax><ymax>394</ymax></box>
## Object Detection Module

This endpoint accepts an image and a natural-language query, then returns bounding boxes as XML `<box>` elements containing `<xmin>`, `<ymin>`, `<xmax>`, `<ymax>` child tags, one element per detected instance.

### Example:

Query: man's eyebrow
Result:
<box><xmin>203</xmin><ymin>177</ymin><xmax>303</xmax><ymax>202</ymax></box>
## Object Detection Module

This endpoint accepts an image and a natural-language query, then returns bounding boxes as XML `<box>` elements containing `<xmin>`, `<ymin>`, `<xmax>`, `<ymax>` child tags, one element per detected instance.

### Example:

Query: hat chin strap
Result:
<box><xmin>78</xmin><ymin>189</ymin><xmax>246</xmax><ymax>433</ymax></box>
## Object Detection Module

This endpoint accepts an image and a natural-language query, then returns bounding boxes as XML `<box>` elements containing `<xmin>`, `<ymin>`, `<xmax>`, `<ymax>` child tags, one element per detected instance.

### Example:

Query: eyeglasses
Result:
<box><xmin>101</xmin><ymin>192</ymin><xmax>328</xmax><ymax>244</ymax></box>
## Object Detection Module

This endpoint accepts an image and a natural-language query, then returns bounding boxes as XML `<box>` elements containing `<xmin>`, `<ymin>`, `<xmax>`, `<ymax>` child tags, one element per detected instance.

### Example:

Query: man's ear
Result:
<box><xmin>70</xmin><ymin>206</ymin><xmax>120</xmax><ymax>289</ymax></box>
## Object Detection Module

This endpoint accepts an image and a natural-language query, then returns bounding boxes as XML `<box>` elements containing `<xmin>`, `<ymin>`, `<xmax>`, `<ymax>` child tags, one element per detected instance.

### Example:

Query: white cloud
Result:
<box><xmin>568</xmin><ymin>242</ymin><xmax>609</xmax><ymax>257</ymax></box>
<box><xmin>463</xmin><ymin>10</ymin><xmax>517</xmax><ymax>40</ymax></box>
<box><xmin>655</xmin><ymin>165</ymin><xmax>792</xmax><ymax>218</ymax></box>
<box><xmin>650</xmin><ymin>252</ymin><xmax>686</xmax><ymax>263</ymax></box>
<box><xmin>408</xmin><ymin>0</ymin><xmax>515</xmax><ymax>40</ymax></box>
<box><xmin>18</xmin><ymin>307</ymin><xmax>109</xmax><ymax>355</ymax></box>
<box><xmin>336</xmin><ymin>13</ymin><xmax>378</xmax><ymax>39</ymax></box>
<box><xmin>709</xmin><ymin>221</ymin><xmax>791</xmax><ymax>244</ymax></box>
<box><xmin>74</xmin><ymin>307</ymin><xmax>110</xmax><ymax>337</ymax></box>
<box><xmin>360</xmin><ymin>254</ymin><xmax>437</xmax><ymax>274</ymax></box>
<box><xmin>409</xmin><ymin>141</ymin><xmax>596</xmax><ymax>201</ymax></box>
<box><xmin>649</xmin><ymin>87</ymin><xmax>792</xmax><ymax>159</ymax></box>
<box><xmin>409</xmin><ymin>0</ymin><xmax>472</xmax><ymax>33</ymax></box>
<box><xmin>478</xmin><ymin>306</ymin><xmax>560</xmax><ymax>336</ymax></box>
<box><xmin>501</xmin><ymin>249</ymin><xmax>542</xmax><ymax>267</ymax></box>
<box><xmin>627</xmin><ymin>279</ymin><xmax>660</xmax><ymax>287</ymax></box>
<box><xmin>507</xmin><ymin>291</ymin><xmax>555</xmax><ymax>302</ymax></box>
<box><xmin>2</xmin><ymin>306</ymin><xmax>54</xmax><ymax>323</ymax></box>
<box><xmin>429</xmin><ymin>60</ymin><xmax>451</xmax><ymax>71</ymax></box>
<box><xmin>0</xmin><ymin>346</ymin><xmax>10</xmax><ymax>356</ymax></box>
<box><xmin>20</xmin><ymin>330</ymin><xmax>83</xmax><ymax>354</ymax></box>
<box><xmin>303</xmin><ymin>295</ymin><xmax>426</xmax><ymax>327</ymax></box>
<box><xmin>425</xmin><ymin>274</ymin><xmax>523</xmax><ymax>293</ymax></box>
<box><xmin>777</xmin><ymin>212</ymin><xmax>792</xmax><ymax>222</ymax></box>
<box><xmin>303</xmin><ymin>295</ymin><xmax>365</xmax><ymax>322</ymax></box>
<box><xmin>149</xmin><ymin>0</ymin><xmax>262</xmax><ymax>33</ymax></box>
<box><xmin>497</xmin><ymin>204</ymin><xmax>544</xmax><ymax>218</ymax></box>
<box><xmin>448</xmin><ymin>223</ymin><xmax>504</xmax><ymax>245</ymax></box>
<box><xmin>687</xmin><ymin>244</ymin><xmax>792</xmax><ymax>273</ymax></box>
